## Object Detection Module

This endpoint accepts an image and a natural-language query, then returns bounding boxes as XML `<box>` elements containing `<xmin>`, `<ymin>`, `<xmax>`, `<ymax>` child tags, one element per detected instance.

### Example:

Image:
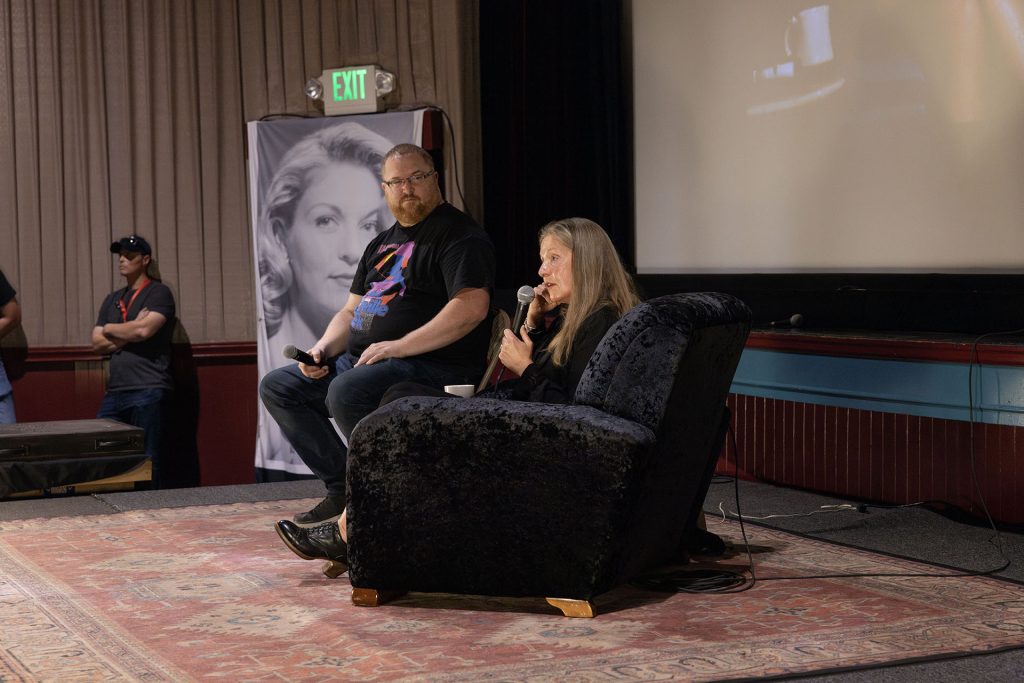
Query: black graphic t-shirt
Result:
<box><xmin>95</xmin><ymin>280</ymin><xmax>176</xmax><ymax>391</ymax></box>
<box><xmin>349</xmin><ymin>203</ymin><xmax>495</xmax><ymax>369</ymax></box>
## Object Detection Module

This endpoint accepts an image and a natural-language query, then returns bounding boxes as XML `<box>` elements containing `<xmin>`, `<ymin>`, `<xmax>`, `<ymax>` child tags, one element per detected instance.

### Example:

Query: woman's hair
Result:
<box><xmin>258</xmin><ymin>122</ymin><xmax>393</xmax><ymax>337</ymax></box>
<box><xmin>540</xmin><ymin>217</ymin><xmax>640</xmax><ymax>366</ymax></box>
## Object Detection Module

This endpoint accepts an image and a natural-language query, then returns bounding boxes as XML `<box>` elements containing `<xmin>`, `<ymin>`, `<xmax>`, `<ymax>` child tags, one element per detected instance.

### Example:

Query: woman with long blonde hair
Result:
<box><xmin>496</xmin><ymin>217</ymin><xmax>639</xmax><ymax>402</ymax></box>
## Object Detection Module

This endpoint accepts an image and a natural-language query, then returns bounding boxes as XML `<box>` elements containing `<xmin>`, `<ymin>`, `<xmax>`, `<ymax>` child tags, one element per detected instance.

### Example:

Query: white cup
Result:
<box><xmin>444</xmin><ymin>384</ymin><xmax>475</xmax><ymax>398</ymax></box>
<box><xmin>785</xmin><ymin>5</ymin><xmax>834</xmax><ymax>67</ymax></box>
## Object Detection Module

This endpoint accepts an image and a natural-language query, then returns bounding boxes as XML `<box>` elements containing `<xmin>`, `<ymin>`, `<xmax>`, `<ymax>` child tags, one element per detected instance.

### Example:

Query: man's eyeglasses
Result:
<box><xmin>382</xmin><ymin>170</ymin><xmax>436</xmax><ymax>189</ymax></box>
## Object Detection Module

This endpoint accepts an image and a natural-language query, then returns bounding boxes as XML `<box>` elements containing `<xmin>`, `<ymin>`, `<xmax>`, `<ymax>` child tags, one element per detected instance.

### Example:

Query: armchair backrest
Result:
<box><xmin>574</xmin><ymin>292</ymin><xmax>752</xmax><ymax>434</ymax></box>
<box><xmin>574</xmin><ymin>292</ymin><xmax>752</xmax><ymax>579</ymax></box>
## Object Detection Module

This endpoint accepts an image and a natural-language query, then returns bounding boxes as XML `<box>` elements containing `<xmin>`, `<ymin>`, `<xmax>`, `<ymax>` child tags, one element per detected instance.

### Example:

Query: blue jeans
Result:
<box><xmin>0</xmin><ymin>360</ymin><xmax>13</xmax><ymax>424</ymax></box>
<box><xmin>98</xmin><ymin>388</ymin><xmax>169</xmax><ymax>488</ymax></box>
<box><xmin>259</xmin><ymin>352</ymin><xmax>477</xmax><ymax>499</ymax></box>
<box><xmin>0</xmin><ymin>392</ymin><xmax>14</xmax><ymax>424</ymax></box>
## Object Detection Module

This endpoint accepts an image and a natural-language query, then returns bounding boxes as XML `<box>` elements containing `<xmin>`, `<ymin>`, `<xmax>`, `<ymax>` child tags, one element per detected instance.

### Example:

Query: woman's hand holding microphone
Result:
<box><xmin>498</xmin><ymin>282</ymin><xmax>557</xmax><ymax>377</ymax></box>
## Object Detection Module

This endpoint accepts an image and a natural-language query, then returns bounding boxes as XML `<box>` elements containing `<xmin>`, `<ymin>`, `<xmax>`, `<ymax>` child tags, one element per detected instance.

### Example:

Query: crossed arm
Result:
<box><xmin>91</xmin><ymin>309</ymin><xmax>168</xmax><ymax>355</ymax></box>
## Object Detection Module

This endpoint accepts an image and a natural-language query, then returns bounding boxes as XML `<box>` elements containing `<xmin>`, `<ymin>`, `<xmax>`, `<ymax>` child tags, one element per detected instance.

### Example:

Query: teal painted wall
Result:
<box><xmin>732</xmin><ymin>349</ymin><xmax>1024</xmax><ymax>426</ymax></box>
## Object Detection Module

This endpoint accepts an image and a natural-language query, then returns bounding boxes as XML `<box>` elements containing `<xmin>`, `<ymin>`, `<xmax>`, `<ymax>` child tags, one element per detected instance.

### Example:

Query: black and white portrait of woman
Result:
<box><xmin>248</xmin><ymin>111</ymin><xmax>424</xmax><ymax>477</ymax></box>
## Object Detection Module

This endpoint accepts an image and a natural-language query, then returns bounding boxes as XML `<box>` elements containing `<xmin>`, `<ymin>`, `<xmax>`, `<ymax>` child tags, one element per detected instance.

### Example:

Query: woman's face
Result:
<box><xmin>538</xmin><ymin>234</ymin><xmax>574</xmax><ymax>304</ymax></box>
<box><xmin>284</xmin><ymin>161</ymin><xmax>385</xmax><ymax>327</ymax></box>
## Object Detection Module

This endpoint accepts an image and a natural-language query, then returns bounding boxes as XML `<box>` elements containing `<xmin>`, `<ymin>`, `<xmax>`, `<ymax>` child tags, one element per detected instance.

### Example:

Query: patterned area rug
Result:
<box><xmin>0</xmin><ymin>499</ymin><xmax>1022</xmax><ymax>681</ymax></box>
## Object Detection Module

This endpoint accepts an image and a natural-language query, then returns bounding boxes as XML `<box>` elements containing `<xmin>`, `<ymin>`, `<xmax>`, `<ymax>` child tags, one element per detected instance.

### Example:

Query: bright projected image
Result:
<box><xmin>632</xmin><ymin>0</ymin><xmax>1024</xmax><ymax>273</ymax></box>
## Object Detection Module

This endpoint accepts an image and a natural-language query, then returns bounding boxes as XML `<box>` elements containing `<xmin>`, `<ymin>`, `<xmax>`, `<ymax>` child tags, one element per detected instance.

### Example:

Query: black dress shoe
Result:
<box><xmin>275</xmin><ymin>519</ymin><xmax>348</xmax><ymax>563</ymax></box>
<box><xmin>293</xmin><ymin>496</ymin><xmax>345</xmax><ymax>527</ymax></box>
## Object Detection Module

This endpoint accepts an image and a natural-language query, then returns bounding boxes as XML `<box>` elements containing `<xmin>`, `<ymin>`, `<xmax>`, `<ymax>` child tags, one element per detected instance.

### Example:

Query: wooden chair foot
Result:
<box><xmin>351</xmin><ymin>587</ymin><xmax>406</xmax><ymax>607</ymax></box>
<box><xmin>322</xmin><ymin>560</ymin><xmax>348</xmax><ymax>579</ymax></box>
<box><xmin>546</xmin><ymin>597</ymin><xmax>596</xmax><ymax>618</ymax></box>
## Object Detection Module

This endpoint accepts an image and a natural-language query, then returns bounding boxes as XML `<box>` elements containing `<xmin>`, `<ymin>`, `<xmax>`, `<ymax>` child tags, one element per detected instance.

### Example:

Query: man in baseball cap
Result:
<box><xmin>110</xmin><ymin>234</ymin><xmax>152</xmax><ymax>256</ymax></box>
<box><xmin>92</xmin><ymin>235</ymin><xmax>175</xmax><ymax>488</ymax></box>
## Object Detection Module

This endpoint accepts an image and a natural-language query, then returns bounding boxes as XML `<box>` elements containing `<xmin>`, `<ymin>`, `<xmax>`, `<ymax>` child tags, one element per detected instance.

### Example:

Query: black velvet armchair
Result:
<box><xmin>344</xmin><ymin>292</ymin><xmax>752</xmax><ymax>617</ymax></box>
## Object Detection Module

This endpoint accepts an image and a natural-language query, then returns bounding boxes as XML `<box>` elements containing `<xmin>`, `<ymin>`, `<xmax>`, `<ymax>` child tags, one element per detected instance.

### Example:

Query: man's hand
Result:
<box><xmin>368</xmin><ymin>288</ymin><xmax>489</xmax><ymax>362</ymax></box>
<box><xmin>355</xmin><ymin>339</ymin><xmax>409</xmax><ymax>366</ymax></box>
<box><xmin>91</xmin><ymin>325</ymin><xmax>124</xmax><ymax>354</ymax></box>
<box><xmin>298</xmin><ymin>345</ymin><xmax>331</xmax><ymax>379</ymax></box>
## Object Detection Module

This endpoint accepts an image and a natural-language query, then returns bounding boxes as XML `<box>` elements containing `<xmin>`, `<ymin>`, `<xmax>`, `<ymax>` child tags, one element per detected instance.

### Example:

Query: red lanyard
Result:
<box><xmin>119</xmin><ymin>279</ymin><xmax>152</xmax><ymax>322</ymax></box>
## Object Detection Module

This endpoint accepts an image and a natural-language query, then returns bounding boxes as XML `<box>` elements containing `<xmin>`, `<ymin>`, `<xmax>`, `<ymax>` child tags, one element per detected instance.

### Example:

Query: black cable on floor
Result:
<box><xmin>711</xmin><ymin>328</ymin><xmax>1023</xmax><ymax>583</ymax></box>
<box><xmin>630</xmin><ymin>416</ymin><xmax>757</xmax><ymax>594</ymax></box>
<box><xmin>965</xmin><ymin>328</ymin><xmax>1024</xmax><ymax>563</ymax></box>
<box><xmin>631</xmin><ymin>568</ymin><xmax>747</xmax><ymax>593</ymax></box>
<box><xmin>633</xmin><ymin>364</ymin><xmax>1022</xmax><ymax>591</ymax></box>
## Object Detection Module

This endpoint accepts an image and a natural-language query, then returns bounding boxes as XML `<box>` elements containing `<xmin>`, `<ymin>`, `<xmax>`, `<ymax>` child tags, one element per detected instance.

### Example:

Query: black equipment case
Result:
<box><xmin>0</xmin><ymin>419</ymin><xmax>149</xmax><ymax>497</ymax></box>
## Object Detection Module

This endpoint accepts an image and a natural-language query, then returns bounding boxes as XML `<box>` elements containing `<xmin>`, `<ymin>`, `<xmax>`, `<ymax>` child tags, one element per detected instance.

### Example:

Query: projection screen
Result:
<box><xmin>632</xmin><ymin>0</ymin><xmax>1024</xmax><ymax>273</ymax></box>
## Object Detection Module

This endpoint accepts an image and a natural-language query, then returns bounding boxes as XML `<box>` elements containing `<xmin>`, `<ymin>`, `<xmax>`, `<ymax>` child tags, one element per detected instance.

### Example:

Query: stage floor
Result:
<box><xmin>2</xmin><ymin>477</ymin><xmax>1020</xmax><ymax>579</ymax></box>
<box><xmin>1</xmin><ymin>478</ymin><xmax>1021</xmax><ymax>682</ymax></box>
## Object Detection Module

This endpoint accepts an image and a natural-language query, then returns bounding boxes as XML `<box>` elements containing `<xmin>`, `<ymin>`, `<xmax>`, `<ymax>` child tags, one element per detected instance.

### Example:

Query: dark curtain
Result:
<box><xmin>479</xmin><ymin>0</ymin><xmax>632</xmax><ymax>290</ymax></box>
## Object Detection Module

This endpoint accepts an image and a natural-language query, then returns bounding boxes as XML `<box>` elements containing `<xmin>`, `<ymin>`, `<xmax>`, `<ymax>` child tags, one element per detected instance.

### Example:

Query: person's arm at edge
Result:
<box><xmin>355</xmin><ymin>287</ymin><xmax>490</xmax><ymax>366</ymax></box>
<box><xmin>0</xmin><ymin>297</ymin><xmax>21</xmax><ymax>341</ymax></box>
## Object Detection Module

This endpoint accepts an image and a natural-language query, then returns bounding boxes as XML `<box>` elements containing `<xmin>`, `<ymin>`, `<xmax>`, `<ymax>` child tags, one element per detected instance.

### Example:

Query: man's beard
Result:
<box><xmin>390</xmin><ymin>195</ymin><xmax>433</xmax><ymax>226</ymax></box>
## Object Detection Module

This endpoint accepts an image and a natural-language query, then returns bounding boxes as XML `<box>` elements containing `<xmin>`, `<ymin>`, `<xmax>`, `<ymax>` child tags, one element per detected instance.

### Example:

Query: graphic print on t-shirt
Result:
<box><xmin>352</xmin><ymin>241</ymin><xmax>416</xmax><ymax>331</ymax></box>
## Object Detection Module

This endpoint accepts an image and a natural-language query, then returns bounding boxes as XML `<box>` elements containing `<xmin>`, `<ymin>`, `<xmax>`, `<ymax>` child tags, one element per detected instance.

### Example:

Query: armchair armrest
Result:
<box><xmin>345</xmin><ymin>396</ymin><xmax>656</xmax><ymax>598</ymax></box>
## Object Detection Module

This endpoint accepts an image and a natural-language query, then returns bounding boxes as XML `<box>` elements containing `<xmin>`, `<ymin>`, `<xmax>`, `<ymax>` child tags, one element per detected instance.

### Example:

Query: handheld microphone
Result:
<box><xmin>282</xmin><ymin>344</ymin><xmax>329</xmax><ymax>367</ymax></box>
<box><xmin>511</xmin><ymin>285</ymin><xmax>536</xmax><ymax>332</ymax></box>
<box><xmin>768</xmin><ymin>313</ymin><xmax>804</xmax><ymax>328</ymax></box>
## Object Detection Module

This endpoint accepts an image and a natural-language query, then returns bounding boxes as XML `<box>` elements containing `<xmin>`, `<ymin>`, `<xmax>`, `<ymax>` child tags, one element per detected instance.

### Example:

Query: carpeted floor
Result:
<box><xmin>1</xmin><ymin>496</ymin><xmax>1023</xmax><ymax>681</ymax></box>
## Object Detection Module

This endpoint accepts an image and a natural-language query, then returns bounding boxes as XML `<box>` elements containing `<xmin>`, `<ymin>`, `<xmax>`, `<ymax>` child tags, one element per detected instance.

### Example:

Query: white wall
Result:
<box><xmin>632</xmin><ymin>0</ymin><xmax>1024</xmax><ymax>273</ymax></box>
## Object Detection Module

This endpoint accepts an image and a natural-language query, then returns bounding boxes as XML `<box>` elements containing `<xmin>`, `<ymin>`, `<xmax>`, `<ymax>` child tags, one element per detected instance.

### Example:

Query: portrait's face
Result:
<box><xmin>538</xmin><ymin>235</ymin><xmax>574</xmax><ymax>304</ymax></box>
<box><xmin>381</xmin><ymin>154</ymin><xmax>442</xmax><ymax>226</ymax></box>
<box><xmin>283</xmin><ymin>161</ymin><xmax>385</xmax><ymax>326</ymax></box>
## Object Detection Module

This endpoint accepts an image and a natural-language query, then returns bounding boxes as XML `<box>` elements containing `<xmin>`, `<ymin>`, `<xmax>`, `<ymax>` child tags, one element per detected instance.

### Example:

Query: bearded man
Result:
<box><xmin>260</xmin><ymin>143</ymin><xmax>495</xmax><ymax>528</ymax></box>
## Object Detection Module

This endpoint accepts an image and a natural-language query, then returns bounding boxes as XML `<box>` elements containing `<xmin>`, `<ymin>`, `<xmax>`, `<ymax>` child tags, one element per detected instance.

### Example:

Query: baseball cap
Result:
<box><xmin>110</xmin><ymin>235</ymin><xmax>152</xmax><ymax>256</ymax></box>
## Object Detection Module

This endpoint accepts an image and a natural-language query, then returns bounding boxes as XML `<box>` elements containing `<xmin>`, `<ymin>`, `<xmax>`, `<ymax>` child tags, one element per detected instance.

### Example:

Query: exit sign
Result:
<box><xmin>323</xmin><ymin>65</ymin><xmax>383</xmax><ymax>115</ymax></box>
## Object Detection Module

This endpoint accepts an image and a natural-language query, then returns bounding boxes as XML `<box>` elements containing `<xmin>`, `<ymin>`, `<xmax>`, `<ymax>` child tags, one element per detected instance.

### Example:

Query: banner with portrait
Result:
<box><xmin>247</xmin><ymin>111</ymin><xmax>424</xmax><ymax>479</ymax></box>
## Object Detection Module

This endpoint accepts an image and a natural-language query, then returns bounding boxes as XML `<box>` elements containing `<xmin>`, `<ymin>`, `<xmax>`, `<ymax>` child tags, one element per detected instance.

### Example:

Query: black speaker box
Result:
<box><xmin>0</xmin><ymin>418</ymin><xmax>148</xmax><ymax>497</ymax></box>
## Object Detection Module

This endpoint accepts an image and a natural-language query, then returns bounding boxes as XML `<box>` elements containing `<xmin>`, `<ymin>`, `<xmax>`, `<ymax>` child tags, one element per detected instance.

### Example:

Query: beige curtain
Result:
<box><xmin>0</xmin><ymin>0</ymin><xmax>480</xmax><ymax>347</ymax></box>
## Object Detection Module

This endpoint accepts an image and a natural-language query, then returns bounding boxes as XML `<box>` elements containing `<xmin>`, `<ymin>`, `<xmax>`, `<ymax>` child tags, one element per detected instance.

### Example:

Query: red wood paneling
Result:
<box><xmin>718</xmin><ymin>395</ymin><xmax>1024</xmax><ymax>524</ymax></box>
<box><xmin>6</xmin><ymin>343</ymin><xmax>258</xmax><ymax>487</ymax></box>
<box><xmin>192</xmin><ymin>360</ymin><xmax>259</xmax><ymax>487</ymax></box>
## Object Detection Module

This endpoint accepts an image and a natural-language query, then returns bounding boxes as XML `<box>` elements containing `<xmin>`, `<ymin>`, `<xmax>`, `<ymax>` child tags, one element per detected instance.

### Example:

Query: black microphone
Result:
<box><xmin>768</xmin><ymin>313</ymin><xmax>804</xmax><ymax>328</ymax></box>
<box><xmin>282</xmin><ymin>344</ymin><xmax>329</xmax><ymax>367</ymax></box>
<box><xmin>511</xmin><ymin>285</ymin><xmax>536</xmax><ymax>332</ymax></box>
